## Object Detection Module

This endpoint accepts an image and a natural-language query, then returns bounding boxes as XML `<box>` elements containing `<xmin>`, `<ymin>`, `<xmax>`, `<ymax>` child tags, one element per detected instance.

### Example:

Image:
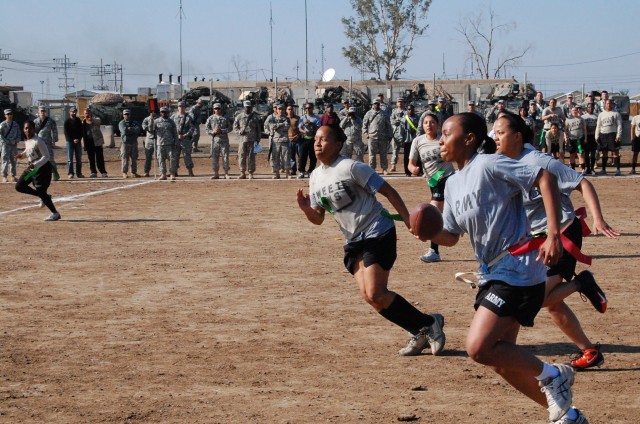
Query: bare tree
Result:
<box><xmin>456</xmin><ymin>8</ymin><xmax>531</xmax><ymax>79</ymax></box>
<box><xmin>342</xmin><ymin>0</ymin><xmax>432</xmax><ymax>81</ymax></box>
<box><xmin>230</xmin><ymin>55</ymin><xmax>250</xmax><ymax>81</ymax></box>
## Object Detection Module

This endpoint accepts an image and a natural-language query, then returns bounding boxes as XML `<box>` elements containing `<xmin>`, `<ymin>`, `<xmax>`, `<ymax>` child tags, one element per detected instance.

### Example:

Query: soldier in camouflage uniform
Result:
<box><xmin>265</xmin><ymin>103</ymin><xmax>291</xmax><ymax>179</ymax></box>
<box><xmin>118</xmin><ymin>109</ymin><xmax>141</xmax><ymax>178</ymax></box>
<box><xmin>172</xmin><ymin>101</ymin><xmax>197</xmax><ymax>177</ymax></box>
<box><xmin>150</xmin><ymin>106</ymin><xmax>179</xmax><ymax>180</ymax></box>
<box><xmin>339</xmin><ymin>107</ymin><xmax>364</xmax><ymax>162</ymax></box>
<box><xmin>233</xmin><ymin>100</ymin><xmax>262</xmax><ymax>179</ymax></box>
<box><xmin>338</xmin><ymin>99</ymin><xmax>350</xmax><ymax>120</ymax></box>
<box><xmin>34</xmin><ymin>106</ymin><xmax>60</xmax><ymax>181</ymax></box>
<box><xmin>205</xmin><ymin>103</ymin><xmax>231</xmax><ymax>179</ymax></box>
<box><xmin>1</xmin><ymin>109</ymin><xmax>21</xmax><ymax>182</ymax></box>
<box><xmin>141</xmin><ymin>111</ymin><xmax>157</xmax><ymax>177</ymax></box>
<box><xmin>189</xmin><ymin>100</ymin><xmax>204</xmax><ymax>152</ymax></box>
<box><xmin>390</xmin><ymin>97</ymin><xmax>406</xmax><ymax>172</ymax></box>
<box><xmin>362</xmin><ymin>100</ymin><xmax>392</xmax><ymax>175</ymax></box>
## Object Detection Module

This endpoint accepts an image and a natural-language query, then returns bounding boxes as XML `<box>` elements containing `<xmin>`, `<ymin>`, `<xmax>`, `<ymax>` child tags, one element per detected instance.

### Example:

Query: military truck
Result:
<box><xmin>0</xmin><ymin>94</ymin><xmax>34</xmax><ymax>138</ymax></box>
<box><xmin>87</xmin><ymin>93</ymin><xmax>148</xmax><ymax>136</ymax></box>
<box><xmin>315</xmin><ymin>86</ymin><xmax>371</xmax><ymax>117</ymax></box>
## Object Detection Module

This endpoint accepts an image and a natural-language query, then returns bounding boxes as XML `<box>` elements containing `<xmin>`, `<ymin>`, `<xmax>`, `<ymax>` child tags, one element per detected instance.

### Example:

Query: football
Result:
<box><xmin>409</xmin><ymin>203</ymin><xmax>443</xmax><ymax>241</ymax></box>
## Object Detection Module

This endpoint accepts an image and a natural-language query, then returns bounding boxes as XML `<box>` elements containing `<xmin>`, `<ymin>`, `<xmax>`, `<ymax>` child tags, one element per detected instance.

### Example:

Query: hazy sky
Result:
<box><xmin>2</xmin><ymin>0</ymin><xmax>639</xmax><ymax>101</ymax></box>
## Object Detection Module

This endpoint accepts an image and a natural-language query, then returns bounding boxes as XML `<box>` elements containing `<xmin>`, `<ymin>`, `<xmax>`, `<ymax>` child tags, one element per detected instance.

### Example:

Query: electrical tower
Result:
<box><xmin>0</xmin><ymin>49</ymin><xmax>11</xmax><ymax>82</ymax></box>
<box><xmin>91</xmin><ymin>59</ymin><xmax>112</xmax><ymax>91</ymax></box>
<box><xmin>107</xmin><ymin>62</ymin><xmax>123</xmax><ymax>93</ymax></box>
<box><xmin>53</xmin><ymin>55</ymin><xmax>77</xmax><ymax>97</ymax></box>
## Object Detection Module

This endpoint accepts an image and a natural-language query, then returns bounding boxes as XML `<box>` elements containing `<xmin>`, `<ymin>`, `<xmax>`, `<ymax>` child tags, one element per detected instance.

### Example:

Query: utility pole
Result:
<box><xmin>321</xmin><ymin>43</ymin><xmax>325</xmax><ymax>76</ymax></box>
<box><xmin>304</xmin><ymin>0</ymin><xmax>308</xmax><ymax>101</ymax></box>
<box><xmin>0</xmin><ymin>49</ymin><xmax>9</xmax><ymax>81</ymax></box>
<box><xmin>179</xmin><ymin>0</ymin><xmax>185</xmax><ymax>88</ymax></box>
<box><xmin>91</xmin><ymin>59</ymin><xmax>112</xmax><ymax>91</ymax></box>
<box><xmin>53</xmin><ymin>54</ymin><xmax>77</xmax><ymax>98</ymax></box>
<box><xmin>270</xmin><ymin>1</ymin><xmax>274</xmax><ymax>82</ymax></box>
<box><xmin>40</xmin><ymin>81</ymin><xmax>44</xmax><ymax>103</ymax></box>
<box><xmin>107</xmin><ymin>61</ymin><xmax>123</xmax><ymax>93</ymax></box>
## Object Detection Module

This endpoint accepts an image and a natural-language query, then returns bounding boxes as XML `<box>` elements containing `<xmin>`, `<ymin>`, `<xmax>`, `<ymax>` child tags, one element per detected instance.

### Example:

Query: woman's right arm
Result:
<box><xmin>296</xmin><ymin>188</ymin><xmax>325</xmax><ymax>225</ymax></box>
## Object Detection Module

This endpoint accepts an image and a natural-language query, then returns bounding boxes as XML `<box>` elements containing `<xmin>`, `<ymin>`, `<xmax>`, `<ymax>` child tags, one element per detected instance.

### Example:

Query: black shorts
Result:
<box><xmin>429</xmin><ymin>175</ymin><xmax>449</xmax><ymax>201</ymax></box>
<box><xmin>598</xmin><ymin>132</ymin><xmax>619</xmax><ymax>152</ymax></box>
<box><xmin>343</xmin><ymin>227</ymin><xmax>397</xmax><ymax>275</ymax></box>
<box><xmin>632</xmin><ymin>136</ymin><xmax>640</xmax><ymax>152</ymax></box>
<box><xmin>565</xmin><ymin>138</ymin><xmax>582</xmax><ymax>154</ymax></box>
<box><xmin>547</xmin><ymin>217</ymin><xmax>582</xmax><ymax>281</ymax></box>
<box><xmin>550</xmin><ymin>142</ymin><xmax>560</xmax><ymax>154</ymax></box>
<box><xmin>475</xmin><ymin>280</ymin><xmax>545</xmax><ymax>327</ymax></box>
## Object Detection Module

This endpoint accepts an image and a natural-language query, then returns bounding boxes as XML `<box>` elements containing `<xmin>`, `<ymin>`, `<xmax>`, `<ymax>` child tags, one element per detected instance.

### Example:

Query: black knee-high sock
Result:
<box><xmin>615</xmin><ymin>156</ymin><xmax>620</xmax><ymax>170</ymax></box>
<box><xmin>379</xmin><ymin>294</ymin><xmax>434</xmax><ymax>335</ymax></box>
<box><xmin>430</xmin><ymin>241</ymin><xmax>439</xmax><ymax>254</ymax></box>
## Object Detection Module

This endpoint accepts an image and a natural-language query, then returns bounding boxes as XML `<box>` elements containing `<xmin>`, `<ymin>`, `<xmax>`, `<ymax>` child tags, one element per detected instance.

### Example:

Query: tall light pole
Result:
<box><xmin>304</xmin><ymin>0</ymin><xmax>308</xmax><ymax>101</ymax></box>
<box><xmin>179</xmin><ymin>0</ymin><xmax>184</xmax><ymax>87</ymax></box>
<box><xmin>270</xmin><ymin>2</ymin><xmax>274</xmax><ymax>82</ymax></box>
<box><xmin>40</xmin><ymin>80</ymin><xmax>44</xmax><ymax>103</ymax></box>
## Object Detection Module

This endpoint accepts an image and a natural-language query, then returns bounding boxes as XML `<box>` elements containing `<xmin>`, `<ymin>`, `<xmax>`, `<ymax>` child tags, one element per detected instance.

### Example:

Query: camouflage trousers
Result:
<box><xmin>368</xmin><ymin>137</ymin><xmax>389</xmax><ymax>171</ymax></box>
<box><xmin>120</xmin><ymin>142</ymin><xmax>139</xmax><ymax>173</ymax></box>
<box><xmin>271</xmin><ymin>141</ymin><xmax>290</xmax><ymax>173</ymax></box>
<box><xmin>157</xmin><ymin>144</ymin><xmax>177</xmax><ymax>175</ymax></box>
<box><xmin>211</xmin><ymin>139</ymin><xmax>230</xmax><ymax>173</ymax></box>
<box><xmin>1</xmin><ymin>143</ymin><xmax>17</xmax><ymax>177</ymax></box>
<box><xmin>192</xmin><ymin>129</ymin><xmax>200</xmax><ymax>149</ymax></box>
<box><xmin>341</xmin><ymin>140</ymin><xmax>365</xmax><ymax>163</ymax></box>
<box><xmin>390</xmin><ymin>137</ymin><xmax>402</xmax><ymax>165</ymax></box>
<box><xmin>175</xmin><ymin>138</ymin><xmax>194</xmax><ymax>170</ymax></box>
<box><xmin>237</xmin><ymin>140</ymin><xmax>257</xmax><ymax>174</ymax></box>
<box><xmin>143</xmin><ymin>139</ymin><xmax>155</xmax><ymax>174</ymax></box>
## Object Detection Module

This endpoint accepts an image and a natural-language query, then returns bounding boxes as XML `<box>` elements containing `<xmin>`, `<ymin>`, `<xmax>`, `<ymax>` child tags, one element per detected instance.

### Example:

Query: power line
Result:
<box><xmin>520</xmin><ymin>50</ymin><xmax>640</xmax><ymax>68</ymax></box>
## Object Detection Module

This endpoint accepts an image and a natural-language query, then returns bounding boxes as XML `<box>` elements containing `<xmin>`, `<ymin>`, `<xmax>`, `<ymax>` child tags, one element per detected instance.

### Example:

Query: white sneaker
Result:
<box><xmin>539</xmin><ymin>364</ymin><xmax>575</xmax><ymax>421</ymax></box>
<box><xmin>425</xmin><ymin>313</ymin><xmax>445</xmax><ymax>355</ymax></box>
<box><xmin>553</xmin><ymin>408</ymin><xmax>589</xmax><ymax>424</ymax></box>
<box><xmin>420</xmin><ymin>248</ymin><xmax>441</xmax><ymax>263</ymax></box>
<box><xmin>44</xmin><ymin>212</ymin><xmax>61</xmax><ymax>221</ymax></box>
<box><xmin>398</xmin><ymin>332</ymin><xmax>430</xmax><ymax>356</ymax></box>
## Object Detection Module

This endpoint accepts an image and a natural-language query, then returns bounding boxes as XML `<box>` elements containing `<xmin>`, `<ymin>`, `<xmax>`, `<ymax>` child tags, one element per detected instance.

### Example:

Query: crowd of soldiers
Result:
<box><xmin>485</xmin><ymin>90</ymin><xmax>632</xmax><ymax>176</ymax></box>
<box><xmin>1</xmin><ymin>89</ymin><xmax>637</xmax><ymax>183</ymax></box>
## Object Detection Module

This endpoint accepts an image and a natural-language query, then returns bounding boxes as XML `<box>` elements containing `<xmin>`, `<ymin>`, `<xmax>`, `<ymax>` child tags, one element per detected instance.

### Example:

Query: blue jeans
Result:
<box><xmin>66</xmin><ymin>140</ymin><xmax>83</xmax><ymax>176</ymax></box>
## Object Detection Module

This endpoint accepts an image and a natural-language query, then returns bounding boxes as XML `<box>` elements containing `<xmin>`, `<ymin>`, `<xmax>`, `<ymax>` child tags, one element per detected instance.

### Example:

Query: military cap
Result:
<box><xmin>70</xmin><ymin>106</ymin><xmax>78</xmax><ymax>112</ymax></box>
<box><xmin>213</xmin><ymin>103</ymin><xmax>222</xmax><ymax>109</ymax></box>
<box><xmin>428</xmin><ymin>100</ymin><xmax>437</xmax><ymax>105</ymax></box>
<box><xmin>277</xmin><ymin>103</ymin><xmax>285</xmax><ymax>109</ymax></box>
<box><xmin>342</xmin><ymin>99</ymin><xmax>350</xmax><ymax>104</ymax></box>
<box><xmin>396</xmin><ymin>97</ymin><xmax>405</xmax><ymax>102</ymax></box>
<box><xmin>38</xmin><ymin>105</ymin><xmax>46</xmax><ymax>111</ymax></box>
<box><xmin>196</xmin><ymin>99</ymin><xmax>203</xmax><ymax>105</ymax></box>
<box><xmin>348</xmin><ymin>107</ymin><xmax>356</xmax><ymax>113</ymax></box>
<box><xmin>377</xmin><ymin>93</ymin><xmax>384</xmax><ymax>97</ymax></box>
<box><xmin>497</xmin><ymin>99</ymin><xmax>505</xmax><ymax>104</ymax></box>
<box><xmin>4</xmin><ymin>108</ymin><xmax>12</xmax><ymax>114</ymax></box>
<box><xmin>177</xmin><ymin>101</ymin><xmax>186</xmax><ymax>107</ymax></box>
<box><xmin>437</xmin><ymin>97</ymin><xmax>445</xmax><ymax>102</ymax></box>
<box><xmin>529</xmin><ymin>100</ymin><xmax>536</xmax><ymax>104</ymax></box>
<box><xmin>467</xmin><ymin>100</ymin><xmax>474</xmax><ymax>105</ymax></box>
<box><xmin>567</xmin><ymin>93</ymin><xmax>574</xmax><ymax>98</ymax></box>
<box><xmin>123</xmin><ymin>109</ymin><xmax>131</xmax><ymax>115</ymax></box>
<box><xmin>243</xmin><ymin>100</ymin><xmax>252</xmax><ymax>107</ymax></box>
<box><xmin>160</xmin><ymin>106</ymin><xmax>169</xmax><ymax>113</ymax></box>
<box><xmin>372</xmin><ymin>99</ymin><xmax>380</xmax><ymax>105</ymax></box>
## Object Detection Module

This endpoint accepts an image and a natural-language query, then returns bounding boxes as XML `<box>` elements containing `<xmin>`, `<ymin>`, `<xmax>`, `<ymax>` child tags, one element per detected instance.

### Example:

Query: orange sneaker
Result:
<box><xmin>570</xmin><ymin>345</ymin><xmax>604</xmax><ymax>370</ymax></box>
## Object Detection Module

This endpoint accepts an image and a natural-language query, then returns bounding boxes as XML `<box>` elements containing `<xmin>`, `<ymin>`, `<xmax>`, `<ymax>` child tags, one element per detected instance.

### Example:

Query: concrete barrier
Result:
<box><xmin>101</xmin><ymin>125</ymin><xmax>115</xmax><ymax>148</ymax></box>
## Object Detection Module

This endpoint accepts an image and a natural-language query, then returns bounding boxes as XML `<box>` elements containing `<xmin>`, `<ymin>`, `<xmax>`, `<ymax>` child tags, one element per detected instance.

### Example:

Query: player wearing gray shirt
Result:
<box><xmin>564</xmin><ymin>107</ymin><xmax>587</xmax><ymax>171</ymax></box>
<box><xmin>595</xmin><ymin>99</ymin><xmax>622</xmax><ymax>175</ymax></box>
<box><xmin>297</xmin><ymin>125</ymin><xmax>445</xmax><ymax>358</ymax></box>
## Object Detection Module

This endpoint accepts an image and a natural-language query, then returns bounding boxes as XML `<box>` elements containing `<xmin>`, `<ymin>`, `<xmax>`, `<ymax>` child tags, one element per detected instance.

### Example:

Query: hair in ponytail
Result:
<box><xmin>456</xmin><ymin>112</ymin><xmax>496</xmax><ymax>154</ymax></box>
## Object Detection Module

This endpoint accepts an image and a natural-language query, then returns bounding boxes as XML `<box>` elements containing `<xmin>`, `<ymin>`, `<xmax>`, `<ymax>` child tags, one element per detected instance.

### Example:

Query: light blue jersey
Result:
<box><xmin>443</xmin><ymin>154</ymin><xmax>546</xmax><ymax>287</ymax></box>
<box><xmin>517</xmin><ymin>147</ymin><xmax>583</xmax><ymax>234</ymax></box>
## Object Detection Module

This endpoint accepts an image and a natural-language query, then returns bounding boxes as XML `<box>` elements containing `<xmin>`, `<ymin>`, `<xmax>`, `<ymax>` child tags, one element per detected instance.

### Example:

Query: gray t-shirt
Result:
<box><xmin>564</xmin><ymin>116</ymin><xmax>585</xmax><ymax>140</ymax></box>
<box><xmin>517</xmin><ymin>148</ymin><xmax>582</xmax><ymax>234</ymax></box>
<box><xmin>408</xmin><ymin>134</ymin><xmax>455</xmax><ymax>181</ymax></box>
<box><xmin>443</xmin><ymin>154</ymin><xmax>546</xmax><ymax>287</ymax></box>
<box><xmin>309</xmin><ymin>156</ymin><xmax>393</xmax><ymax>242</ymax></box>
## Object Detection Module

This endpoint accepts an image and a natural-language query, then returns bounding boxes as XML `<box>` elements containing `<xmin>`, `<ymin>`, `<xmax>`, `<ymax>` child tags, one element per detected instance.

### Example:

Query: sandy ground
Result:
<box><xmin>1</xmin><ymin>134</ymin><xmax>639</xmax><ymax>423</ymax></box>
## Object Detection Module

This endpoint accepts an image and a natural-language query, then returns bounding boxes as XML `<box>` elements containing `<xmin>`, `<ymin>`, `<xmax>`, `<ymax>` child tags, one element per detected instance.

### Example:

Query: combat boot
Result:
<box><xmin>273</xmin><ymin>172</ymin><xmax>280</xmax><ymax>180</ymax></box>
<box><xmin>188</xmin><ymin>168</ymin><xmax>195</xmax><ymax>177</ymax></box>
<box><xmin>211</xmin><ymin>171</ymin><xmax>219</xmax><ymax>180</ymax></box>
<box><xmin>238</xmin><ymin>172</ymin><xmax>246</xmax><ymax>180</ymax></box>
<box><xmin>224</xmin><ymin>173</ymin><xmax>230</xmax><ymax>179</ymax></box>
<box><xmin>170</xmin><ymin>174</ymin><xmax>176</xmax><ymax>181</ymax></box>
<box><xmin>132</xmin><ymin>173</ymin><xmax>141</xmax><ymax>178</ymax></box>
<box><xmin>158</xmin><ymin>173</ymin><xmax>167</xmax><ymax>180</ymax></box>
<box><xmin>123</xmin><ymin>172</ymin><xmax>128</xmax><ymax>179</ymax></box>
<box><xmin>248</xmin><ymin>173</ymin><xmax>254</xmax><ymax>180</ymax></box>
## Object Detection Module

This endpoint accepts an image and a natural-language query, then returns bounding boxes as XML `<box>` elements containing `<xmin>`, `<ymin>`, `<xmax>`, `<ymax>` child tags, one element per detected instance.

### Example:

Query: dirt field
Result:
<box><xmin>1</xmin><ymin>138</ymin><xmax>639</xmax><ymax>423</ymax></box>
